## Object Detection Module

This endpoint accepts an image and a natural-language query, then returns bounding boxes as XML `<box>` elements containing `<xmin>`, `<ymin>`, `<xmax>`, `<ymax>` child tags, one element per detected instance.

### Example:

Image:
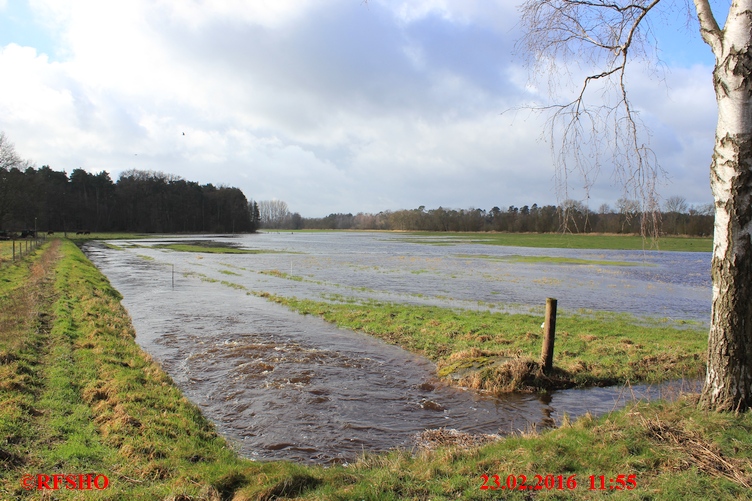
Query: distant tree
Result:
<box><xmin>559</xmin><ymin>199</ymin><xmax>589</xmax><ymax>233</ymax></box>
<box><xmin>616</xmin><ymin>198</ymin><xmax>641</xmax><ymax>233</ymax></box>
<box><xmin>693</xmin><ymin>203</ymin><xmax>715</xmax><ymax>217</ymax></box>
<box><xmin>662</xmin><ymin>196</ymin><xmax>689</xmax><ymax>235</ymax></box>
<box><xmin>257</xmin><ymin>200</ymin><xmax>291</xmax><ymax>229</ymax></box>
<box><xmin>112</xmin><ymin>170</ymin><xmax>252</xmax><ymax>233</ymax></box>
<box><xmin>35</xmin><ymin>165</ymin><xmax>70</xmax><ymax>233</ymax></box>
<box><xmin>0</xmin><ymin>133</ymin><xmax>25</xmax><ymax>228</ymax></box>
<box><xmin>664</xmin><ymin>196</ymin><xmax>689</xmax><ymax>214</ymax></box>
<box><xmin>289</xmin><ymin>212</ymin><xmax>303</xmax><ymax>230</ymax></box>
<box><xmin>249</xmin><ymin>201</ymin><xmax>261</xmax><ymax>232</ymax></box>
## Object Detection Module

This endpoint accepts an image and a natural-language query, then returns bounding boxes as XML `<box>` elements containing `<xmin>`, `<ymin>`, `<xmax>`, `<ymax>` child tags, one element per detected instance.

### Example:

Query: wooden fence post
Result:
<box><xmin>540</xmin><ymin>297</ymin><xmax>557</xmax><ymax>375</ymax></box>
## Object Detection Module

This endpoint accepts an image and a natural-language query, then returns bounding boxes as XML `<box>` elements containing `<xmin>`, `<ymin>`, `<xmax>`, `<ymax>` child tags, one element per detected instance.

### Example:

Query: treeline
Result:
<box><xmin>1</xmin><ymin>132</ymin><xmax>713</xmax><ymax>237</ymax></box>
<box><xmin>0</xmin><ymin>132</ymin><xmax>260</xmax><ymax>234</ymax></box>
<box><xmin>1</xmin><ymin>165</ymin><xmax>259</xmax><ymax>234</ymax></box>
<box><xmin>272</xmin><ymin>201</ymin><xmax>713</xmax><ymax>237</ymax></box>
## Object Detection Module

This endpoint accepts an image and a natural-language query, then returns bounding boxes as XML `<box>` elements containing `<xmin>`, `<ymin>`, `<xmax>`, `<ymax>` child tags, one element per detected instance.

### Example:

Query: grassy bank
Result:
<box><xmin>258</xmin><ymin>295</ymin><xmax>707</xmax><ymax>393</ymax></box>
<box><xmin>1</xmin><ymin>239</ymin><xmax>750</xmax><ymax>499</ymax></box>
<box><xmin>0</xmin><ymin>240</ymin><xmax>328</xmax><ymax>499</ymax></box>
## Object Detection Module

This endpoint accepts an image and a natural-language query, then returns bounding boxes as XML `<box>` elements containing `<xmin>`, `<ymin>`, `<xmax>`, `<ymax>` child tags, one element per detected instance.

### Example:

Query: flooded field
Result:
<box><xmin>84</xmin><ymin>232</ymin><xmax>710</xmax><ymax>463</ymax></box>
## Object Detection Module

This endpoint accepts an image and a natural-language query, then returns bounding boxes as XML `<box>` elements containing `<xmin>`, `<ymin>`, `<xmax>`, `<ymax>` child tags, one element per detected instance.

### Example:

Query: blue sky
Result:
<box><xmin>0</xmin><ymin>0</ymin><xmax>724</xmax><ymax>217</ymax></box>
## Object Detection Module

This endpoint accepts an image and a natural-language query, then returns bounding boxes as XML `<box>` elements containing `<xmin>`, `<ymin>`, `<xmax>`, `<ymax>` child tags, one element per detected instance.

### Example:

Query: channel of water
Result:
<box><xmin>84</xmin><ymin>232</ymin><xmax>709</xmax><ymax>464</ymax></box>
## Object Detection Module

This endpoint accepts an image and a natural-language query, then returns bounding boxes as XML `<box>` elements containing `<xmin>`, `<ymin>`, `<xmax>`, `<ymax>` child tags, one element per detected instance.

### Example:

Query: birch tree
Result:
<box><xmin>519</xmin><ymin>0</ymin><xmax>752</xmax><ymax>412</ymax></box>
<box><xmin>0</xmin><ymin>132</ymin><xmax>24</xmax><ymax>227</ymax></box>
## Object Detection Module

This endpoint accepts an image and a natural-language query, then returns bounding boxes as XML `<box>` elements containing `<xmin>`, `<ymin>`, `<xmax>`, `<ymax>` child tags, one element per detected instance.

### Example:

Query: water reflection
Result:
<box><xmin>84</xmin><ymin>233</ymin><xmax>708</xmax><ymax>464</ymax></box>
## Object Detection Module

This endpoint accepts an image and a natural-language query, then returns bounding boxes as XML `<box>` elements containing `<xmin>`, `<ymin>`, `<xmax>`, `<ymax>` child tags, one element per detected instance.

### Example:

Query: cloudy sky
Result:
<box><xmin>0</xmin><ymin>0</ymin><xmax>722</xmax><ymax>217</ymax></box>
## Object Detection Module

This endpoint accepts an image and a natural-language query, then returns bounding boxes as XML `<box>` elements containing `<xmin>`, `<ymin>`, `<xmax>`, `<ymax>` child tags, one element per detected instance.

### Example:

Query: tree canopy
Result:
<box><xmin>0</xmin><ymin>149</ymin><xmax>257</xmax><ymax>234</ymax></box>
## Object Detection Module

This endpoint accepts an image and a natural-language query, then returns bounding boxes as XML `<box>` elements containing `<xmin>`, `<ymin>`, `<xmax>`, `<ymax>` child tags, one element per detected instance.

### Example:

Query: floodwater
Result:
<box><xmin>84</xmin><ymin>232</ymin><xmax>710</xmax><ymax>464</ymax></box>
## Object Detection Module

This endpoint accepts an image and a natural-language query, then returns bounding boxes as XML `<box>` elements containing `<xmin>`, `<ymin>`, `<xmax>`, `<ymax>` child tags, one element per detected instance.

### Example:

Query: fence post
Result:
<box><xmin>540</xmin><ymin>298</ymin><xmax>557</xmax><ymax>375</ymax></box>
<box><xmin>12</xmin><ymin>240</ymin><xmax>15</xmax><ymax>261</ymax></box>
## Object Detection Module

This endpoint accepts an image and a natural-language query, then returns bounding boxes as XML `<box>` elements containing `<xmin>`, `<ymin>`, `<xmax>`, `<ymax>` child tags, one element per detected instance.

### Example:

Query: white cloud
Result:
<box><xmin>376</xmin><ymin>0</ymin><xmax>516</xmax><ymax>28</ymax></box>
<box><xmin>157</xmin><ymin>0</ymin><xmax>342</xmax><ymax>30</ymax></box>
<box><xmin>0</xmin><ymin>0</ymin><xmax>720</xmax><ymax>216</ymax></box>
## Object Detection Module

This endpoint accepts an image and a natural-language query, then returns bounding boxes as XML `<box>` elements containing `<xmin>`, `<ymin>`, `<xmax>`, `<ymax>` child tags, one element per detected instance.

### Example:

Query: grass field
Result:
<box><xmin>2</xmin><ymin>238</ymin><xmax>751</xmax><ymax>500</ymax></box>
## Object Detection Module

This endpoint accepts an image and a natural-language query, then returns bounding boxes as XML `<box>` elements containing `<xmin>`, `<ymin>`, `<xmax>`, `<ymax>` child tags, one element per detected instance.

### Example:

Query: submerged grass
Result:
<box><xmin>456</xmin><ymin>253</ymin><xmax>646</xmax><ymax>267</ymax></box>
<box><xmin>153</xmin><ymin>243</ymin><xmax>275</xmax><ymax>254</ymax></box>
<box><xmin>2</xmin><ymin>238</ymin><xmax>751</xmax><ymax>500</ymax></box>
<box><xmin>65</xmin><ymin>232</ymin><xmax>158</xmax><ymax>242</ymax></box>
<box><xmin>259</xmin><ymin>295</ymin><xmax>707</xmax><ymax>393</ymax></box>
<box><xmin>402</xmin><ymin>232</ymin><xmax>713</xmax><ymax>252</ymax></box>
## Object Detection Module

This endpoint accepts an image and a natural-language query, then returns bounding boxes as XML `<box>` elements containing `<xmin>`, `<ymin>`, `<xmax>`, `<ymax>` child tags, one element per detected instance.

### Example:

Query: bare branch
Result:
<box><xmin>693</xmin><ymin>0</ymin><xmax>722</xmax><ymax>55</ymax></box>
<box><xmin>517</xmin><ymin>0</ymin><xmax>672</xmax><ymax>237</ymax></box>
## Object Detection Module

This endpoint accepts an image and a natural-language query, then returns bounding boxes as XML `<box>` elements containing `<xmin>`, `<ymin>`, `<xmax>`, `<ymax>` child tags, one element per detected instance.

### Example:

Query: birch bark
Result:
<box><xmin>697</xmin><ymin>0</ymin><xmax>752</xmax><ymax>411</ymax></box>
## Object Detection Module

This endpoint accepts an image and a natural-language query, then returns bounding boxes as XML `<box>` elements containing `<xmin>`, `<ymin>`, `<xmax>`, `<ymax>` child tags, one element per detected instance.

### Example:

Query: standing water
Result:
<box><xmin>84</xmin><ymin>233</ymin><xmax>709</xmax><ymax>464</ymax></box>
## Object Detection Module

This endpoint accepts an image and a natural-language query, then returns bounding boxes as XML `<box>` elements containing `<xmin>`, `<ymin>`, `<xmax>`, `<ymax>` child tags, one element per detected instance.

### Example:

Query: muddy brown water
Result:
<box><xmin>84</xmin><ymin>233</ymin><xmax>708</xmax><ymax>464</ymax></box>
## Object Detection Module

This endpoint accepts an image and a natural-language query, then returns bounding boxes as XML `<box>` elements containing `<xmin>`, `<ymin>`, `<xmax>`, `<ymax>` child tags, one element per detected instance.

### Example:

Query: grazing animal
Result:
<box><xmin>47</xmin><ymin>230</ymin><xmax>54</xmax><ymax>235</ymax></box>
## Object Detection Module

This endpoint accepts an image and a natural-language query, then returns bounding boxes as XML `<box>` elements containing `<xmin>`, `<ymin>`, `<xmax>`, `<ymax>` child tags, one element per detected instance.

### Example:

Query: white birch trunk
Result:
<box><xmin>698</xmin><ymin>0</ymin><xmax>752</xmax><ymax>411</ymax></box>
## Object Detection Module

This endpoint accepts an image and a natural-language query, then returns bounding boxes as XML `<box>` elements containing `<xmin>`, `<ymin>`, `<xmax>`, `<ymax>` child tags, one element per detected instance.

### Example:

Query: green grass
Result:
<box><xmin>65</xmin><ymin>232</ymin><xmax>158</xmax><ymax>241</ymax></box>
<box><xmin>1</xmin><ymin>238</ymin><xmax>751</xmax><ymax>500</ymax></box>
<box><xmin>219</xmin><ymin>269</ymin><xmax>241</xmax><ymax>276</ymax></box>
<box><xmin>0</xmin><ymin>239</ymin><xmax>45</xmax><ymax>265</ymax></box>
<box><xmin>259</xmin><ymin>269</ymin><xmax>306</xmax><ymax>281</ymax></box>
<box><xmin>401</xmin><ymin>232</ymin><xmax>713</xmax><ymax>252</ymax></box>
<box><xmin>258</xmin><ymin>295</ymin><xmax>707</xmax><ymax>392</ymax></box>
<box><xmin>89</xmin><ymin>238</ymin><xmax>286</xmax><ymax>255</ymax></box>
<box><xmin>153</xmin><ymin>243</ymin><xmax>275</xmax><ymax>254</ymax></box>
<box><xmin>0</xmin><ymin>240</ymin><xmax>12</xmax><ymax>263</ymax></box>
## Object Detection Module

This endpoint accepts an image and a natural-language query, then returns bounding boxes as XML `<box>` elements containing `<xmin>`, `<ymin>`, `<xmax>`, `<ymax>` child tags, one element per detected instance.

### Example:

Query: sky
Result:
<box><xmin>0</xmin><ymin>0</ymin><xmax>724</xmax><ymax>217</ymax></box>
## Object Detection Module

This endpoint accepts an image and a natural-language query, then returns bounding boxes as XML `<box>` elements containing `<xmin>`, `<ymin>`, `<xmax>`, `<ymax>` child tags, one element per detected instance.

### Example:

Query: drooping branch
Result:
<box><xmin>517</xmin><ymin>0</ymin><xmax>666</xmax><ymax>235</ymax></box>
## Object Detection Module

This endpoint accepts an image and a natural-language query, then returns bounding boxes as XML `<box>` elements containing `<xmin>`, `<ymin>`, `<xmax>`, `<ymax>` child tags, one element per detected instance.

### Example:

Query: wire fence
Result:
<box><xmin>0</xmin><ymin>235</ymin><xmax>47</xmax><ymax>264</ymax></box>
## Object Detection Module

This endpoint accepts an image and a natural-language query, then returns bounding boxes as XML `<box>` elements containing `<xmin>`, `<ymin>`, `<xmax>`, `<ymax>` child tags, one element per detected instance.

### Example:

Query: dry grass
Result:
<box><xmin>642</xmin><ymin>415</ymin><xmax>752</xmax><ymax>488</ymax></box>
<box><xmin>451</xmin><ymin>356</ymin><xmax>575</xmax><ymax>393</ymax></box>
<box><xmin>413</xmin><ymin>428</ymin><xmax>502</xmax><ymax>451</ymax></box>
